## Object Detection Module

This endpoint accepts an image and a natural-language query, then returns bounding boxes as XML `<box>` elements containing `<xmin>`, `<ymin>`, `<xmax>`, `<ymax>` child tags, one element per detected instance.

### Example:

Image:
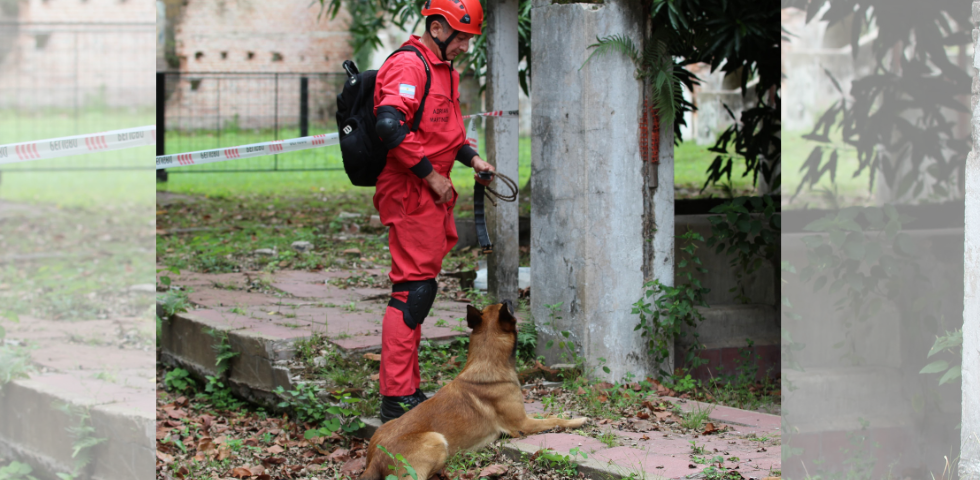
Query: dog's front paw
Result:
<box><xmin>566</xmin><ymin>417</ymin><xmax>588</xmax><ymax>429</ymax></box>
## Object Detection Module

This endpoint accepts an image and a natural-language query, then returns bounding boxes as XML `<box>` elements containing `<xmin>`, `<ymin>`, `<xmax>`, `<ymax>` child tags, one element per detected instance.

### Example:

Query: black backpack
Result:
<box><xmin>335</xmin><ymin>46</ymin><xmax>431</xmax><ymax>187</ymax></box>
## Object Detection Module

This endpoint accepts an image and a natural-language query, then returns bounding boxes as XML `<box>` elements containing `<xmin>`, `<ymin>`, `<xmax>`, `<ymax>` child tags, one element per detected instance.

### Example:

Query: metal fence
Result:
<box><xmin>159</xmin><ymin>71</ymin><xmax>347</xmax><ymax>173</ymax></box>
<box><xmin>0</xmin><ymin>22</ymin><xmax>155</xmax><ymax>171</ymax></box>
<box><xmin>158</xmin><ymin>70</ymin><xmax>484</xmax><ymax>173</ymax></box>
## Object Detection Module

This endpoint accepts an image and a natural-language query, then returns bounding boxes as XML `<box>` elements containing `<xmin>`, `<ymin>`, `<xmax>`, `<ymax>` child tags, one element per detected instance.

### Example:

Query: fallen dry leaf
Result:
<box><xmin>196</xmin><ymin>436</ymin><xmax>217</xmax><ymax>455</ymax></box>
<box><xmin>165</xmin><ymin>408</ymin><xmax>186</xmax><ymax>419</ymax></box>
<box><xmin>156</xmin><ymin>450</ymin><xmax>174</xmax><ymax>464</ymax></box>
<box><xmin>703</xmin><ymin>422</ymin><xmax>719</xmax><ymax>435</ymax></box>
<box><xmin>217</xmin><ymin>445</ymin><xmax>232</xmax><ymax>461</ymax></box>
<box><xmin>640</xmin><ymin>435</ymin><xmax>650</xmax><ymax>440</ymax></box>
<box><xmin>230</xmin><ymin>467</ymin><xmax>251</xmax><ymax>478</ymax></box>
<box><xmin>328</xmin><ymin>448</ymin><xmax>350</xmax><ymax>463</ymax></box>
<box><xmin>370</xmin><ymin>373</ymin><xmax>380</xmax><ymax>381</ymax></box>
<box><xmin>341</xmin><ymin>457</ymin><xmax>366</xmax><ymax>476</ymax></box>
<box><xmin>597</xmin><ymin>395</ymin><xmax>608</xmax><ymax>403</ymax></box>
<box><xmin>632</xmin><ymin>420</ymin><xmax>656</xmax><ymax>432</ymax></box>
<box><xmin>266</xmin><ymin>445</ymin><xmax>284</xmax><ymax>454</ymax></box>
<box><xmin>636</xmin><ymin>412</ymin><xmax>650</xmax><ymax>420</ymax></box>
<box><xmin>363</xmin><ymin>353</ymin><xmax>382</xmax><ymax>362</ymax></box>
<box><xmin>478</xmin><ymin>464</ymin><xmax>508</xmax><ymax>478</ymax></box>
<box><xmin>247</xmin><ymin>465</ymin><xmax>265</xmax><ymax>476</ymax></box>
<box><xmin>343</xmin><ymin>248</ymin><xmax>362</xmax><ymax>255</ymax></box>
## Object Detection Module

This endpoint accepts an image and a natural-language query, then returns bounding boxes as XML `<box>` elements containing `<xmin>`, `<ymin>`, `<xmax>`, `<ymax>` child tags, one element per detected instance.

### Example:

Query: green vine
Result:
<box><xmin>706</xmin><ymin>196</ymin><xmax>779</xmax><ymax>304</ymax></box>
<box><xmin>204</xmin><ymin>328</ymin><xmax>239</xmax><ymax>376</ymax></box>
<box><xmin>51</xmin><ymin>403</ymin><xmax>107</xmax><ymax>480</ymax></box>
<box><xmin>633</xmin><ymin>230</ymin><xmax>710</xmax><ymax>378</ymax></box>
<box><xmin>920</xmin><ymin>329</ymin><xmax>961</xmax><ymax>387</ymax></box>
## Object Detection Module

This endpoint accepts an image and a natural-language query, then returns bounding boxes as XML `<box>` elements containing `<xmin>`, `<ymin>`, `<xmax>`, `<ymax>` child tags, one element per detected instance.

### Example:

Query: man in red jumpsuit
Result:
<box><xmin>372</xmin><ymin>0</ymin><xmax>495</xmax><ymax>422</ymax></box>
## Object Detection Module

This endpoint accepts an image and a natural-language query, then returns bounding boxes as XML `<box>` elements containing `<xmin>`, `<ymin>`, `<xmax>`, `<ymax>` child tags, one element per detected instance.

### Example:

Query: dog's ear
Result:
<box><xmin>466</xmin><ymin>304</ymin><xmax>483</xmax><ymax>329</ymax></box>
<box><xmin>498</xmin><ymin>300</ymin><xmax>517</xmax><ymax>332</ymax></box>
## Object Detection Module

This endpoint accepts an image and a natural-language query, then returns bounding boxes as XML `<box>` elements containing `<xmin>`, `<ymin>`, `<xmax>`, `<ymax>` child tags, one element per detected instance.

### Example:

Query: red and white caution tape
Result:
<box><xmin>155</xmin><ymin>133</ymin><xmax>339</xmax><ymax>170</ymax></box>
<box><xmin>156</xmin><ymin>110</ymin><xmax>517</xmax><ymax>170</ymax></box>
<box><xmin>462</xmin><ymin>110</ymin><xmax>519</xmax><ymax>120</ymax></box>
<box><xmin>0</xmin><ymin>126</ymin><xmax>156</xmax><ymax>166</ymax></box>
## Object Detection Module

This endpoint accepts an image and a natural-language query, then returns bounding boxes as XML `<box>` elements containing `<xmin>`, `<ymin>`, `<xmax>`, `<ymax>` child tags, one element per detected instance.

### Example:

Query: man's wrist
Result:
<box><xmin>410</xmin><ymin>156</ymin><xmax>434</xmax><ymax>179</ymax></box>
<box><xmin>455</xmin><ymin>144</ymin><xmax>477</xmax><ymax>167</ymax></box>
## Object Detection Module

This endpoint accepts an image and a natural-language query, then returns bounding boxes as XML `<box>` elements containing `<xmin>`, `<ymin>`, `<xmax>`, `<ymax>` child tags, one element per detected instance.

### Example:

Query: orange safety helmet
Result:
<box><xmin>422</xmin><ymin>0</ymin><xmax>484</xmax><ymax>36</ymax></box>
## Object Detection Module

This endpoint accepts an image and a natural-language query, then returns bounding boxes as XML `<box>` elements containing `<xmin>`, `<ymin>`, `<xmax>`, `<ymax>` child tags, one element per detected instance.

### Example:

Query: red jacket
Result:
<box><xmin>373</xmin><ymin>35</ymin><xmax>475</xmax><ymax>179</ymax></box>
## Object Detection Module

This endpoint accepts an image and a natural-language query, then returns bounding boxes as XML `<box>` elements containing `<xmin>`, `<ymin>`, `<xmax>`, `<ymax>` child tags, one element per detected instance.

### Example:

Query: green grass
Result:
<box><xmin>783</xmin><ymin>129</ymin><xmax>875</xmax><ymax>206</ymax></box>
<box><xmin>0</xmin><ymin>108</ymin><xmax>154</xmax><ymax>145</ymax></box>
<box><xmin>1</xmin><ymin>168</ymin><xmax>155</xmax><ymax>208</ymax></box>
<box><xmin>0</xmin><ymin>108</ymin><xmax>155</xmax><ymax>208</ymax></box>
<box><xmin>159</xmin><ymin>127</ymin><xmax>532</xmax><ymax>197</ymax></box>
<box><xmin>673</xmin><ymin>140</ymin><xmax>754</xmax><ymax>190</ymax></box>
<box><xmin>160</xmin><ymin>127</ymin><xmax>748</xmax><ymax>198</ymax></box>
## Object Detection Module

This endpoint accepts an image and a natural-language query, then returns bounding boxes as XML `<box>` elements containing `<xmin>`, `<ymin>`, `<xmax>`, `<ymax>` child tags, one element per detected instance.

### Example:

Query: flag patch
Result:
<box><xmin>399</xmin><ymin>84</ymin><xmax>416</xmax><ymax>98</ymax></box>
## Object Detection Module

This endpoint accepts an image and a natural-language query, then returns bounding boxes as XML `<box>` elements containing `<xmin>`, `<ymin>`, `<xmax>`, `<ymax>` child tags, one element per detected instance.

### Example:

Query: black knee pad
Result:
<box><xmin>388</xmin><ymin>279</ymin><xmax>438</xmax><ymax>330</ymax></box>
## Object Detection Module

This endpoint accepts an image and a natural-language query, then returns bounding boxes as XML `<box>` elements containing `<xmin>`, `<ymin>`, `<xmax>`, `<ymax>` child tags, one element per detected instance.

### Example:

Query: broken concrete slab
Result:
<box><xmin>158</xmin><ymin>269</ymin><xmax>473</xmax><ymax>405</ymax></box>
<box><xmin>0</xmin><ymin>316</ymin><xmax>155</xmax><ymax>480</ymax></box>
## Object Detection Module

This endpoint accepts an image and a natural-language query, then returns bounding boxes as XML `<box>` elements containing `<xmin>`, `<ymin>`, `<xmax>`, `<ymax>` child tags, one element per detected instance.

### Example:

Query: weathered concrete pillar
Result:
<box><xmin>962</xmin><ymin>4</ymin><xmax>980</xmax><ymax>477</ymax></box>
<box><xmin>531</xmin><ymin>0</ymin><xmax>673</xmax><ymax>381</ymax></box>
<box><xmin>485</xmin><ymin>0</ymin><xmax>521</xmax><ymax>303</ymax></box>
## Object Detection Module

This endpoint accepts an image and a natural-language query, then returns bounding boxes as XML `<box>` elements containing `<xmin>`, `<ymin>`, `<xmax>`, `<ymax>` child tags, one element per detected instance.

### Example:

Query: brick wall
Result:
<box><xmin>165</xmin><ymin>0</ymin><xmax>354</xmax><ymax>131</ymax></box>
<box><xmin>0</xmin><ymin>0</ymin><xmax>155</xmax><ymax>110</ymax></box>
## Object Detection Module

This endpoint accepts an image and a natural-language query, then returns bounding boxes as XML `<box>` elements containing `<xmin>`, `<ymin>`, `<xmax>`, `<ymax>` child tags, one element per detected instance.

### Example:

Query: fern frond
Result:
<box><xmin>581</xmin><ymin>34</ymin><xmax>640</xmax><ymax>72</ymax></box>
<box><xmin>636</xmin><ymin>39</ymin><xmax>679</xmax><ymax>127</ymax></box>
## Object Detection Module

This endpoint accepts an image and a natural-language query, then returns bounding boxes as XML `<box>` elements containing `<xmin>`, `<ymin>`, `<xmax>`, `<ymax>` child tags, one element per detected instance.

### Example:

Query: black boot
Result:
<box><xmin>380</xmin><ymin>393</ymin><xmax>424</xmax><ymax>423</ymax></box>
<box><xmin>412</xmin><ymin>388</ymin><xmax>428</xmax><ymax>403</ymax></box>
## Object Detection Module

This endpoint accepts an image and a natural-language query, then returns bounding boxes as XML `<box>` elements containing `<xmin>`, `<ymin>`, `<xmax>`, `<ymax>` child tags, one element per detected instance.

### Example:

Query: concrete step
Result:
<box><xmin>783</xmin><ymin>366</ymin><xmax>913</xmax><ymax>434</ymax></box>
<box><xmin>0</xmin><ymin>317</ymin><xmax>155</xmax><ymax>480</ymax></box>
<box><xmin>157</xmin><ymin>269</ymin><xmax>469</xmax><ymax>404</ymax></box>
<box><xmin>677</xmin><ymin>304</ymin><xmax>779</xmax><ymax>382</ymax></box>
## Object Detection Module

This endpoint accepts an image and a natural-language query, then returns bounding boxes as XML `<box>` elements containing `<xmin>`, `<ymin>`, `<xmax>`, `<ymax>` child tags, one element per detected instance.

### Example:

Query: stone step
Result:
<box><xmin>677</xmin><ymin>304</ymin><xmax>779</xmax><ymax>382</ymax></box>
<box><xmin>157</xmin><ymin>269</ymin><xmax>469</xmax><ymax>404</ymax></box>
<box><xmin>783</xmin><ymin>366</ymin><xmax>913</xmax><ymax>434</ymax></box>
<box><xmin>0</xmin><ymin>317</ymin><xmax>155</xmax><ymax>480</ymax></box>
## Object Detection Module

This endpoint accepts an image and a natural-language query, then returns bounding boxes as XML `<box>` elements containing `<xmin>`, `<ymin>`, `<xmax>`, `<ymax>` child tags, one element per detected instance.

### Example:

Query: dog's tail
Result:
<box><xmin>357</xmin><ymin>460</ymin><xmax>384</xmax><ymax>480</ymax></box>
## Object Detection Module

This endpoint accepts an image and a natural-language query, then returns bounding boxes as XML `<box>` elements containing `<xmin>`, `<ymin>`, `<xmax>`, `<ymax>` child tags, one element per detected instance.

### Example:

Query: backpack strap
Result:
<box><xmin>383</xmin><ymin>46</ymin><xmax>432</xmax><ymax>133</ymax></box>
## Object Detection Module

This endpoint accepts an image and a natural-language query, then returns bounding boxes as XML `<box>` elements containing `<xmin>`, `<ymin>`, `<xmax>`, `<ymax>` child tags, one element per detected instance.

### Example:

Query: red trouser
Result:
<box><xmin>374</xmin><ymin>169</ymin><xmax>458</xmax><ymax>396</ymax></box>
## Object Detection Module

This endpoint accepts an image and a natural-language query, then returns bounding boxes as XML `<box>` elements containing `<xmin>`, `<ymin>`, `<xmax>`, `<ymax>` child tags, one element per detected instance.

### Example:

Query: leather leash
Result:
<box><xmin>474</xmin><ymin>171</ymin><xmax>518</xmax><ymax>254</ymax></box>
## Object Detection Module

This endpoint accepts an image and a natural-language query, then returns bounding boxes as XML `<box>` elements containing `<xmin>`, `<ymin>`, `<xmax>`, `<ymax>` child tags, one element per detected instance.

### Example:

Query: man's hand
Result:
<box><xmin>471</xmin><ymin>156</ymin><xmax>495</xmax><ymax>186</ymax></box>
<box><xmin>424</xmin><ymin>170</ymin><xmax>453</xmax><ymax>205</ymax></box>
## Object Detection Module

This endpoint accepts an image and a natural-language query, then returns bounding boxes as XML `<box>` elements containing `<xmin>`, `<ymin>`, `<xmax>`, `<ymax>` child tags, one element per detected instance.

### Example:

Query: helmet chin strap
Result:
<box><xmin>430</xmin><ymin>27</ymin><xmax>459</xmax><ymax>62</ymax></box>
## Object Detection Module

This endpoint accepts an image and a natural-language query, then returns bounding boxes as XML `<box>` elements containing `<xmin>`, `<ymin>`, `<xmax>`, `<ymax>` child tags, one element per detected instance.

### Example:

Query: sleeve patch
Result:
<box><xmin>398</xmin><ymin>84</ymin><xmax>416</xmax><ymax>98</ymax></box>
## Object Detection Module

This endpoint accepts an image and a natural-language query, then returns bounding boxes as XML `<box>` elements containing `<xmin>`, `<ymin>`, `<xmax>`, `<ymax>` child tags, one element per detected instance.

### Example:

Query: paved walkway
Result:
<box><xmin>159</xmin><ymin>269</ymin><xmax>781</xmax><ymax>479</ymax></box>
<box><xmin>512</xmin><ymin>397</ymin><xmax>781</xmax><ymax>479</ymax></box>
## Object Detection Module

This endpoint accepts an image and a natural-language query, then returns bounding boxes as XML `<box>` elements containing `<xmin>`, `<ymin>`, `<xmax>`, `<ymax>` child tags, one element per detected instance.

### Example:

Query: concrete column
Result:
<box><xmin>962</xmin><ymin>4</ymin><xmax>980</xmax><ymax>477</ymax></box>
<box><xmin>485</xmin><ymin>0</ymin><xmax>520</xmax><ymax>302</ymax></box>
<box><xmin>531</xmin><ymin>0</ymin><xmax>671</xmax><ymax>381</ymax></box>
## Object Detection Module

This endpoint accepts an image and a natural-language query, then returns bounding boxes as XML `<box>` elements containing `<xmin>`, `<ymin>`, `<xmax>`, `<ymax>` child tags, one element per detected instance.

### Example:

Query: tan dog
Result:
<box><xmin>358</xmin><ymin>300</ymin><xmax>589</xmax><ymax>480</ymax></box>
